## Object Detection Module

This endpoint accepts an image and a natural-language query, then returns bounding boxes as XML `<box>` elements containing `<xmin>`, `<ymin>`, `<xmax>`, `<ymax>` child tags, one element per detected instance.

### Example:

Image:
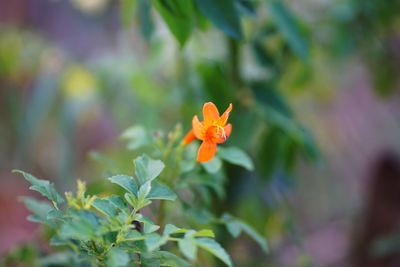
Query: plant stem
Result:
<box><xmin>157</xmin><ymin>200</ymin><xmax>166</xmax><ymax>228</ymax></box>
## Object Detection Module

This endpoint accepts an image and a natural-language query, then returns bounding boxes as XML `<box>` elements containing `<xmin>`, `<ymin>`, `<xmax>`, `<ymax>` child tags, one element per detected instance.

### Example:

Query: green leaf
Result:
<box><xmin>201</xmin><ymin>156</ymin><xmax>222</xmax><ymax>173</ymax></box>
<box><xmin>59</xmin><ymin>220</ymin><xmax>95</xmax><ymax>241</ymax></box>
<box><xmin>267</xmin><ymin>1</ymin><xmax>309</xmax><ymax>61</ymax></box>
<box><xmin>59</xmin><ymin>211</ymin><xmax>99</xmax><ymax>240</ymax></box>
<box><xmin>107</xmin><ymin>195</ymin><xmax>127</xmax><ymax>212</ymax></box>
<box><xmin>138</xmin><ymin>181</ymin><xmax>152</xmax><ymax>200</ymax></box>
<box><xmin>20</xmin><ymin>197</ymin><xmax>54</xmax><ymax>225</ymax></box>
<box><xmin>108</xmin><ymin>175</ymin><xmax>138</xmax><ymax>195</ymax></box>
<box><xmin>163</xmin><ymin>224</ymin><xmax>183</xmax><ymax>236</ymax></box>
<box><xmin>46</xmin><ymin>209</ymin><xmax>64</xmax><ymax>221</ymax></box>
<box><xmin>92</xmin><ymin>198</ymin><xmax>118</xmax><ymax>217</ymax></box>
<box><xmin>148</xmin><ymin>182</ymin><xmax>177</xmax><ymax>201</ymax></box>
<box><xmin>136</xmin><ymin>215</ymin><xmax>160</xmax><ymax>234</ymax></box>
<box><xmin>154</xmin><ymin>251</ymin><xmax>191</xmax><ymax>267</ymax></box>
<box><xmin>14</xmin><ymin>170</ymin><xmax>64</xmax><ymax>204</ymax></box>
<box><xmin>145</xmin><ymin>233</ymin><xmax>169</xmax><ymax>252</ymax></box>
<box><xmin>178</xmin><ymin>235</ymin><xmax>197</xmax><ymax>261</ymax></box>
<box><xmin>194</xmin><ymin>0</ymin><xmax>242</xmax><ymax>39</ymax></box>
<box><xmin>195</xmin><ymin>229</ymin><xmax>215</xmax><ymax>238</ymax></box>
<box><xmin>153</xmin><ymin>0</ymin><xmax>194</xmax><ymax>46</ymax></box>
<box><xmin>195</xmin><ymin>238</ymin><xmax>232</xmax><ymax>267</ymax></box>
<box><xmin>134</xmin><ymin>154</ymin><xmax>165</xmax><ymax>183</ymax></box>
<box><xmin>222</xmin><ymin>213</ymin><xmax>268</xmax><ymax>252</ymax></box>
<box><xmin>218</xmin><ymin>147</ymin><xmax>254</xmax><ymax>171</ymax></box>
<box><xmin>121</xmin><ymin>125</ymin><xmax>152</xmax><ymax>150</ymax></box>
<box><xmin>106</xmin><ymin>248</ymin><xmax>129</xmax><ymax>267</ymax></box>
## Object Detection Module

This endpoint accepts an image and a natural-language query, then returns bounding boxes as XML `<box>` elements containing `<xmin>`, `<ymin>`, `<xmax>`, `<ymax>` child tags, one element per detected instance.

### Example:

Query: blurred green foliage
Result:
<box><xmin>1</xmin><ymin>0</ymin><xmax>400</xmax><ymax>266</ymax></box>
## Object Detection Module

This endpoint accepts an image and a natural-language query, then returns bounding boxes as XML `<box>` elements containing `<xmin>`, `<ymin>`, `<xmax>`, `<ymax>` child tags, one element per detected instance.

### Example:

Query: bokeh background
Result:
<box><xmin>1</xmin><ymin>0</ymin><xmax>400</xmax><ymax>266</ymax></box>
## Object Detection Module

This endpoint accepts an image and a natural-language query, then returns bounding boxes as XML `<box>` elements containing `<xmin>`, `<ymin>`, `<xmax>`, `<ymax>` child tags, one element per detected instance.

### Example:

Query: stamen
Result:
<box><xmin>216</xmin><ymin>125</ymin><xmax>226</xmax><ymax>141</ymax></box>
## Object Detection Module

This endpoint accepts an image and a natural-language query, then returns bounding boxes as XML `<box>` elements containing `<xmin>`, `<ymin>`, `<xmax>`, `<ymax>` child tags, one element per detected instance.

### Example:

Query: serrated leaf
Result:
<box><xmin>134</xmin><ymin>155</ymin><xmax>165</xmax><ymax>183</ymax></box>
<box><xmin>194</xmin><ymin>0</ymin><xmax>242</xmax><ymax>39</ymax></box>
<box><xmin>108</xmin><ymin>175</ymin><xmax>138</xmax><ymax>195</ymax></box>
<box><xmin>267</xmin><ymin>1</ymin><xmax>309</xmax><ymax>61</ymax></box>
<box><xmin>153</xmin><ymin>0</ymin><xmax>194</xmax><ymax>46</ymax></box>
<box><xmin>14</xmin><ymin>170</ymin><xmax>64</xmax><ymax>204</ymax></box>
<box><xmin>92</xmin><ymin>198</ymin><xmax>118</xmax><ymax>217</ymax></box>
<box><xmin>148</xmin><ymin>182</ymin><xmax>177</xmax><ymax>201</ymax></box>
<box><xmin>218</xmin><ymin>147</ymin><xmax>254</xmax><ymax>171</ymax></box>
<box><xmin>195</xmin><ymin>238</ymin><xmax>232</xmax><ymax>267</ymax></box>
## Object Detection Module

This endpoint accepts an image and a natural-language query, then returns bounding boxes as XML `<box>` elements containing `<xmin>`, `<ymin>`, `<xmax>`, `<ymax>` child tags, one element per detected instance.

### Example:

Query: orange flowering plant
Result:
<box><xmin>14</xmin><ymin>102</ymin><xmax>266</xmax><ymax>266</ymax></box>
<box><xmin>183</xmin><ymin>102</ymin><xmax>233</xmax><ymax>162</ymax></box>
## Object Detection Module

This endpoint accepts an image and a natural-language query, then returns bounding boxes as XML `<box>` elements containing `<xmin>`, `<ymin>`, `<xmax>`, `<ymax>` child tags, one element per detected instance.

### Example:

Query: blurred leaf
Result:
<box><xmin>108</xmin><ymin>175</ymin><xmax>139</xmax><ymax>195</ymax></box>
<box><xmin>134</xmin><ymin>154</ymin><xmax>165</xmax><ymax>183</ymax></box>
<box><xmin>121</xmin><ymin>125</ymin><xmax>152</xmax><ymax>150</ymax></box>
<box><xmin>153</xmin><ymin>0</ymin><xmax>194</xmax><ymax>46</ymax></box>
<box><xmin>195</xmin><ymin>229</ymin><xmax>215</xmax><ymax>238</ymax></box>
<box><xmin>59</xmin><ymin>211</ymin><xmax>99</xmax><ymax>240</ymax></box>
<box><xmin>267</xmin><ymin>1</ymin><xmax>309</xmax><ymax>61</ymax></box>
<box><xmin>38</xmin><ymin>251</ymin><xmax>78</xmax><ymax>266</ymax></box>
<box><xmin>138</xmin><ymin>0</ymin><xmax>155</xmax><ymax>40</ymax></box>
<box><xmin>236</xmin><ymin>0</ymin><xmax>256</xmax><ymax>16</ymax></box>
<box><xmin>178</xmin><ymin>233</ymin><xmax>197</xmax><ymax>260</ymax></box>
<box><xmin>20</xmin><ymin>197</ymin><xmax>54</xmax><ymax>226</ymax></box>
<box><xmin>107</xmin><ymin>195</ymin><xmax>128</xmax><ymax>212</ymax></box>
<box><xmin>251</xmin><ymin>82</ymin><xmax>292</xmax><ymax>118</ymax></box>
<box><xmin>195</xmin><ymin>238</ymin><xmax>233</xmax><ymax>267</ymax></box>
<box><xmin>152</xmin><ymin>251</ymin><xmax>190</xmax><ymax>267</ymax></box>
<box><xmin>222</xmin><ymin>213</ymin><xmax>268</xmax><ymax>252</ymax></box>
<box><xmin>92</xmin><ymin>198</ymin><xmax>118</xmax><ymax>217</ymax></box>
<box><xmin>257</xmin><ymin>127</ymin><xmax>284</xmax><ymax>179</ymax></box>
<box><xmin>106</xmin><ymin>248</ymin><xmax>129</xmax><ymax>267</ymax></box>
<box><xmin>145</xmin><ymin>233</ymin><xmax>166</xmax><ymax>252</ymax></box>
<box><xmin>147</xmin><ymin>182</ymin><xmax>177</xmax><ymax>201</ymax></box>
<box><xmin>218</xmin><ymin>146</ymin><xmax>254</xmax><ymax>171</ymax></box>
<box><xmin>202</xmin><ymin>156</ymin><xmax>222</xmax><ymax>173</ymax></box>
<box><xmin>194</xmin><ymin>0</ymin><xmax>242</xmax><ymax>39</ymax></box>
<box><xmin>136</xmin><ymin>215</ymin><xmax>160</xmax><ymax>234</ymax></box>
<box><xmin>14</xmin><ymin>170</ymin><xmax>64</xmax><ymax>204</ymax></box>
<box><xmin>138</xmin><ymin>181</ymin><xmax>152</xmax><ymax>200</ymax></box>
<box><xmin>252</xmin><ymin>40</ymin><xmax>278</xmax><ymax>70</ymax></box>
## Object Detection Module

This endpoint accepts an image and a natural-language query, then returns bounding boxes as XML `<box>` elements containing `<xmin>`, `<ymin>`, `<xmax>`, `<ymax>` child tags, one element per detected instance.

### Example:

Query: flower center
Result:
<box><xmin>205</xmin><ymin>125</ymin><xmax>226</xmax><ymax>142</ymax></box>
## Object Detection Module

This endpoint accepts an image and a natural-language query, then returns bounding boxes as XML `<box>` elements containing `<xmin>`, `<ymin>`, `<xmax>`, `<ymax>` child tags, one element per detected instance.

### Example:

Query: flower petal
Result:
<box><xmin>203</xmin><ymin>102</ymin><xmax>220</xmax><ymax>125</ymax></box>
<box><xmin>182</xmin><ymin>129</ymin><xmax>196</xmax><ymax>144</ymax></box>
<box><xmin>215</xmin><ymin>123</ymin><xmax>232</xmax><ymax>144</ymax></box>
<box><xmin>217</xmin><ymin>103</ymin><xmax>232</xmax><ymax>126</ymax></box>
<box><xmin>197</xmin><ymin>141</ymin><xmax>217</xmax><ymax>162</ymax></box>
<box><xmin>192</xmin><ymin>115</ymin><xmax>204</xmax><ymax>140</ymax></box>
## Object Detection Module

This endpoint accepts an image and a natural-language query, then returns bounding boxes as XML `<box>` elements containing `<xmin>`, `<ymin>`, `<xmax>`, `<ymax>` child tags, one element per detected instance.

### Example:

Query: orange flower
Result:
<box><xmin>183</xmin><ymin>102</ymin><xmax>232</xmax><ymax>162</ymax></box>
